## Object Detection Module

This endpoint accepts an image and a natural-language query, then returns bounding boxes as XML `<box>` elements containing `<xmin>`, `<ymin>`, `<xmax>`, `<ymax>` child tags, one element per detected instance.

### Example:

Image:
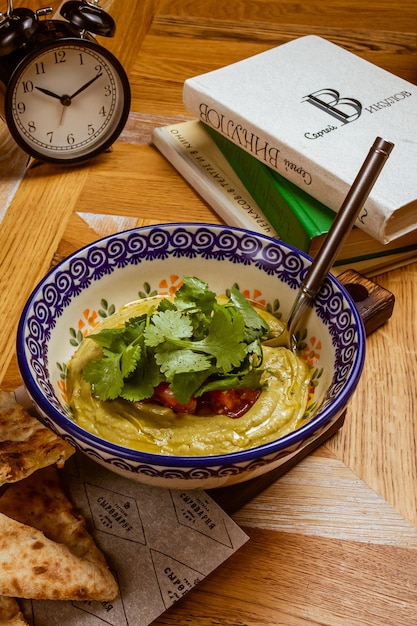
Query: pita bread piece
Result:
<box><xmin>0</xmin><ymin>596</ymin><xmax>27</xmax><ymax>625</ymax></box>
<box><xmin>0</xmin><ymin>391</ymin><xmax>74</xmax><ymax>486</ymax></box>
<box><xmin>0</xmin><ymin>466</ymin><xmax>118</xmax><ymax>602</ymax></box>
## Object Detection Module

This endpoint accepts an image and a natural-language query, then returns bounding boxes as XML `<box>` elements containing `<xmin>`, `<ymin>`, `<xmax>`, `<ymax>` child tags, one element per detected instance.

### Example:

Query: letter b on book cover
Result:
<box><xmin>303</xmin><ymin>88</ymin><xmax>362</xmax><ymax>124</ymax></box>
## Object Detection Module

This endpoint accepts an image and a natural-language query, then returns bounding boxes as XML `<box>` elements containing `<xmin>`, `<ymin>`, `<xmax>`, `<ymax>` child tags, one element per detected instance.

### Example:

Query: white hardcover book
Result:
<box><xmin>152</xmin><ymin>120</ymin><xmax>278</xmax><ymax>238</ymax></box>
<box><xmin>183</xmin><ymin>35</ymin><xmax>417</xmax><ymax>244</ymax></box>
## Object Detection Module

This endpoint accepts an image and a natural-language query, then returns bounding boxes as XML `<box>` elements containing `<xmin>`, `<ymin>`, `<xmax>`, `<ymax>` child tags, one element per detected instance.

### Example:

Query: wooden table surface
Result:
<box><xmin>1</xmin><ymin>1</ymin><xmax>417</xmax><ymax>624</ymax></box>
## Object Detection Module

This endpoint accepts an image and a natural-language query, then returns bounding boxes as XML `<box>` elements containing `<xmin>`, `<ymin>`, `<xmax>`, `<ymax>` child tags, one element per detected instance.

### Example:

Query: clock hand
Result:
<box><xmin>58</xmin><ymin>75</ymin><xmax>102</xmax><ymax>126</ymax></box>
<box><xmin>36</xmin><ymin>86</ymin><xmax>71</xmax><ymax>107</ymax></box>
<box><xmin>69</xmin><ymin>72</ymin><xmax>103</xmax><ymax>100</ymax></box>
<box><xmin>59</xmin><ymin>104</ymin><xmax>67</xmax><ymax>127</ymax></box>
<box><xmin>36</xmin><ymin>71</ymin><xmax>103</xmax><ymax>107</ymax></box>
<box><xmin>35</xmin><ymin>86</ymin><xmax>62</xmax><ymax>100</ymax></box>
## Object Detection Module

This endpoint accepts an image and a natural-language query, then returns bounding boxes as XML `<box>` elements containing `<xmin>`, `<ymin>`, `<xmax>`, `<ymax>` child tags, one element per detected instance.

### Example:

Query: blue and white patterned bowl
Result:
<box><xmin>17</xmin><ymin>223</ymin><xmax>365</xmax><ymax>489</ymax></box>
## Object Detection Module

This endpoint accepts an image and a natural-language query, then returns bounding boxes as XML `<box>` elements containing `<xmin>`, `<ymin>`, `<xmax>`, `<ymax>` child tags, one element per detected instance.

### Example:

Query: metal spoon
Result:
<box><xmin>263</xmin><ymin>136</ymin><xmax>394</xmax><ymax>351</ymax></box>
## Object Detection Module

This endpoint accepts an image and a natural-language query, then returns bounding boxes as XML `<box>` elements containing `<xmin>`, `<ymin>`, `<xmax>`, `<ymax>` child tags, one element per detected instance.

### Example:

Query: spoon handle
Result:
<box><xmin>287</xmin><ymin>136</ymin><xmax>394</xmax><ymax>335</ymax></box>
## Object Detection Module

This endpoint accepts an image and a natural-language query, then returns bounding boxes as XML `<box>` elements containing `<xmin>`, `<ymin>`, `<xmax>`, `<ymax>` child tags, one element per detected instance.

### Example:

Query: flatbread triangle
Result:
<box><xmin>0</xmin><ymin>465</ymin><xmax>118</xmax><ymax>602</ymax></box>
<box><xmin>0</xmin><ymin>595</ymin><xmax>27</xmax><ymax>625</ymax></box>
<box><xmin>0</xmin><ymin>391</ymin><xmax>74</xmax><ymax>486</ymax></box>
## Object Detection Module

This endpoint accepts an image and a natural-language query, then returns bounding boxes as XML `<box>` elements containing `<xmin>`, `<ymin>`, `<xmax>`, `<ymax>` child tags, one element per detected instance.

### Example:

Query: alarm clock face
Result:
<box><xmin>5</xmin><ymin>38</ymin><xmax>131</xmax><ymax>164</ymax></box>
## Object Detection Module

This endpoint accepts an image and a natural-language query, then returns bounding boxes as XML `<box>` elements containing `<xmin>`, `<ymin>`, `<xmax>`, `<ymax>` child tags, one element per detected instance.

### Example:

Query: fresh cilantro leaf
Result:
<box><xmin>87</xmin><ymin>317</ymin><xmax>145</xmax><ymax>353</ymax></box>
<box><xmin>195</xmin><ymin>368</ymin><xmax>263</xmax><ymax>396</ymax></box>
<box><xmin>156</xmin><ymin>298</ymin><xmax>177</xmax><ymax>313</ymax></box>
<box><xmin>83</xmin><ymin>355</ymin><xmax>124</xmax><ymax>400</ymax></box>
<box><xmin>87</xmin><ymin>328</ymin><xmax>128</xmax><ymax>353</ymax></box>
<box><xmin>169</xmin><ymin>277</ymin><xmax>218</xmax><ymax>340</ymax></box>
<box><xmin>154</xmin><ymin>346</ymin><xmax>212</xmax><ymax>379</ymax></box>
<box><xmin>246</xmin><ymin>339</ymin><xmax>264</xmax><ymax>364</ymax></box>
<box><xmin>174</xmin><ymin>276</ymin><xmax>217</xmax><ymax>316</ymax></box>
<box><xmin>148</xmin><ymin>306</ymin><xmax>247</xmax><ymax>374</ymax></box>
<box><xmin>170</xmin><ymin>369</ymin><xmax>215</xmax><ymax>404</ymax></box>
<box><xmin>229</xmin><ymin>287</ymin><xmax>270</xmax><ymax>341</ymax></box>
<box><xmin>190</xmin><ymin>307</ymin><xmax>247</xmax><ymax>372</ymax></box>
<box><xmin>121</xmin><ymin>342</ymin><xmax>143</xmax><ymax>378</ymax></box>
<box><xmin>83</xmin><ymin>316</ymin><xmax>148</xmax><ymax>401</ymax></box>
<box><xmin>239</xmin><ymin>367</ymin><xmax>264</xmax><ymax>388</ymax></box>
<box><xmin>121</xmin><ymin>356</ymin><xmax>163</xmax><ymax>401</ymax></box>
<box><xmin>124</xmin><ymin>316</ymin><xmax>147</xmax><ymax>341</ymax></box>
<box><xmin>144</xmin><ymin>310</ymin><xmax>193</xmax><ymax>347</ymax></box>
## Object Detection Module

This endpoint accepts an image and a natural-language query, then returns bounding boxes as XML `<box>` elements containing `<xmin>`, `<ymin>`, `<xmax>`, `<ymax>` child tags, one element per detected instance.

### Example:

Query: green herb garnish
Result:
<box><xmin>82</xmin><ymin>276</ymin><xmax>270</xmax><ymax>403</ymax></box>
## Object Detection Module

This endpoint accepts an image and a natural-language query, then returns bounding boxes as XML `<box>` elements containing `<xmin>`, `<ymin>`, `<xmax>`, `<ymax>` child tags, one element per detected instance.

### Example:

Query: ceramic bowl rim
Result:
<box><xmin>16</xmin><ymin>222</ymin><xmax>366</xmax><ymax>468</ymax></box>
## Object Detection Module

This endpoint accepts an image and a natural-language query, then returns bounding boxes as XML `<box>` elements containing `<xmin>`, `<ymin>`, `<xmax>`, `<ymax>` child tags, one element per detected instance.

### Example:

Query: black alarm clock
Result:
<box><xmin>0</xmin><ymin>0</ymin><xmax>131</xmax><ymax>164</ymax></box>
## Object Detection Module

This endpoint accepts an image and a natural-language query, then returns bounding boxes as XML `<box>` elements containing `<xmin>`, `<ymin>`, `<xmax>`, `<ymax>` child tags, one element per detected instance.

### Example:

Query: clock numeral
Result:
<box><xmin>54</xmin><ymin>50</ymin><xmax>66</xmax><ymax>64</ymax></box>
<box><xmin>104</xmin><ymin>84</ymin><xmax>112</xmax><ymax>97</ymax></box>
<box><xmin>95</xmin><ymin>64</ymin><xmax>102</xmax><ymax>73</ymax></box>
<box><xmin>47</xmin><ymin>131</ymin><xmax>53</xmax><ymax>143</ymax></box>
<box><xmin>17</xmin><ymin>102</ymin><xmax>25</xmax><ymax>114</ymax></box>
<box><xmin>99</xmin><ymin>106</ymin><xmax>107</xmax><ymax>117</ymax></box>
<box><xmin>22</xmin><ymin>81</ymin><xmax>34</xmax><ymax>93</ymax></box>
<box><xmin>28</xmin><ymin>121</ymin><xmax>36</xmax><ymax>133</ymax></box>
<box><xmin>79</xmin><ymin>53</ymin><xmax>84</xmax><ymax>65</ymax></box>
<box><xmin>88</xmin><ymin>124</ymin><xmax>95</xmax><ymax>136</ymax></box>
<box><xmin>67</xmin><ymin>133</ymin><xmax>75</xmax><ymax>145</ymax></box>
<box><xmin>35</xmin><ymin>62</ymin><xmax>45</xmax><ymax>75</ymax></box>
